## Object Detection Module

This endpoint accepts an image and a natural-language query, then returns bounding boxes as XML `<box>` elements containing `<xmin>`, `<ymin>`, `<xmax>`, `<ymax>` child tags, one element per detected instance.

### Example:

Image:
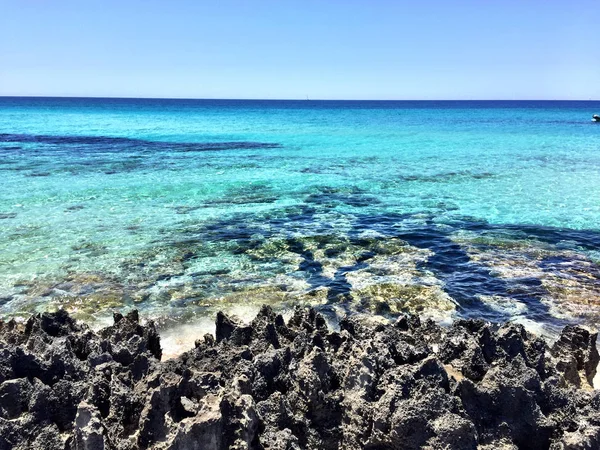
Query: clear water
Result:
<box><xmin>2</xmin><ymin>98</ymin><xmax>600</xmax><ymax>354</ymax></box>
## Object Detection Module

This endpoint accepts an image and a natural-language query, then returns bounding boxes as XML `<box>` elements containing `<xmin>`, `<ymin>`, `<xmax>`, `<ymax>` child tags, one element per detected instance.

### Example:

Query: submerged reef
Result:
<box><xmin>0</xmin><ymin>306</ymin><xmax>599</xmax><ymax>449</ymax></box>
<box><xmin>4</xmin><ymin>201</ymin><xmax>600</xmax><ymax>342</ymax></box>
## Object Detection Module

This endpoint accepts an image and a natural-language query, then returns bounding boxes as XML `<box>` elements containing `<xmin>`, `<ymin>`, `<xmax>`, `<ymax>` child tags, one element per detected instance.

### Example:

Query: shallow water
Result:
<box><xmin>2</xmin><ymin>98</ymin><xmax>600</xmax><ymax>354</ymax></box>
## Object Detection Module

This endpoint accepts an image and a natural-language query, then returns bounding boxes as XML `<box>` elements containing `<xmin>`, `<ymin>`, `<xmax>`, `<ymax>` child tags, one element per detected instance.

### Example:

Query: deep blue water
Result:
<box><xmin>1</xmin><ymin>97</ymin><xmax>600</xmax><ymax>354</ymax></box>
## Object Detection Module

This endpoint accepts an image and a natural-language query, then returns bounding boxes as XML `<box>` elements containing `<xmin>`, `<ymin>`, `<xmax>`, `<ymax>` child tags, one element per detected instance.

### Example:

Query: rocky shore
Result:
<box><xmin>0</xmin><ymin>307</ymin><xmax>599</xmax><ymax>449</ymax></box>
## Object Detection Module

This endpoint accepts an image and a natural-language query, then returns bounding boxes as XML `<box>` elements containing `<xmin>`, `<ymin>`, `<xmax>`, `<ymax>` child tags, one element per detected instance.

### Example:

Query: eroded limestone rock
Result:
<box><xmin>0</xmin><ymin>306</ymin><xmax>598</xmax><ymax>449</ymax></box>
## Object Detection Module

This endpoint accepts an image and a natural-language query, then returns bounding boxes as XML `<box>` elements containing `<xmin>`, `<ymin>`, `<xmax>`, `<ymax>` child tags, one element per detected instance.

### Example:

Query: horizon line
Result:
<box><xmin>0</xmin><ymin>95</ymin><xmax>599</xmax><ymax>102</ymax></box>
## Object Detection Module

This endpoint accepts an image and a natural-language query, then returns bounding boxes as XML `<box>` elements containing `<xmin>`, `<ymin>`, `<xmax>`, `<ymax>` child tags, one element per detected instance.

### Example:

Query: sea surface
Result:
<box><xmin>2</xmin><ymin>97</ymin><xmax>600</xmax><ymax>355</ymax></box>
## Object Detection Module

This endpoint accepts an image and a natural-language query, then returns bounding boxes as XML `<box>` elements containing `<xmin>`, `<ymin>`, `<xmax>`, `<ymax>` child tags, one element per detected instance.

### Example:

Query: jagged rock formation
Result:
<box><xmin>0</xmin><ymin>306</ymin><xmax>599</xmax><ymax>449</ymax></box>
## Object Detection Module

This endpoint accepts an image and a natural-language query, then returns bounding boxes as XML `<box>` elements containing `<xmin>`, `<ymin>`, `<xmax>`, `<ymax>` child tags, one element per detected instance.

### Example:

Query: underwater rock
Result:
<box><xmin>0</xmin><ymin>307</ymin><xmax>597</xmax><ymax>449</ymax></box>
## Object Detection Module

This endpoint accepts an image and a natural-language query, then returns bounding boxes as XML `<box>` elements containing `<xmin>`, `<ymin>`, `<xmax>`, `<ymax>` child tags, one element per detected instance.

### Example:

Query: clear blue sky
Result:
<box><xmin>1</xmin><ymin>0</ymin><xmax>598</xmax><ymax>99</ymax></box>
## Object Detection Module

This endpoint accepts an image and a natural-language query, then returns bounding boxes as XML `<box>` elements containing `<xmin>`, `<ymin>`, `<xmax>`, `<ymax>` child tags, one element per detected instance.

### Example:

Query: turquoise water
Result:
<box><xmin>2</xmin><ymin>98</ymin><xmax>600</xmax><ymax>353</ymax></box>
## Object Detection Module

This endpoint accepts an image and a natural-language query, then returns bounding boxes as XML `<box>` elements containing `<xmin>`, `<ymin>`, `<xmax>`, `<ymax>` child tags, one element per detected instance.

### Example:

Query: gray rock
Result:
<box><xmin>0</xmin><ymin>307</ymin><xmax>598</xmax><ymax>449</ymax></box>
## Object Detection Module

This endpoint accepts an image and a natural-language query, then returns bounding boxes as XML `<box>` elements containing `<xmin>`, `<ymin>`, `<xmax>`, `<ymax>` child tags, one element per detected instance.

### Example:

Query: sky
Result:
<box><xmin>1</xmin><ymin>0</ymin><xmax>599</xmax><ymax>100</ymax></box>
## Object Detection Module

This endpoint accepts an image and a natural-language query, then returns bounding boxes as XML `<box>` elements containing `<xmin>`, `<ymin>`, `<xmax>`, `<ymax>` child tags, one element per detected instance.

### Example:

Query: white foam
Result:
<box><xmin>159</xmin><ymin>303</ymin><xmax>265</xmax><ymax>360</ymax></box>
<box><xmin>159</xmin><ymin>317</ymin><xmax>216</xmax><ymax>360</ymax></box>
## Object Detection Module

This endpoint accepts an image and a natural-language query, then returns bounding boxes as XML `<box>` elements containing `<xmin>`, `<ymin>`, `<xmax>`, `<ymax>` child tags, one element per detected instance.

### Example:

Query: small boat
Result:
<box><xmin>593</xmin><ymin>115</ymin><xmax>600</xmax><ymax>122</ymax></box>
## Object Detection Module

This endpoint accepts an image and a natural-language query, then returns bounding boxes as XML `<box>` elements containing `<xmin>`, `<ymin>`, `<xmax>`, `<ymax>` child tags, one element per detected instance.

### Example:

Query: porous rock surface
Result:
<box><xmin>0</xmin><ymin>306</ymin><xmax>599</xmax><ymax>449</ymax></box>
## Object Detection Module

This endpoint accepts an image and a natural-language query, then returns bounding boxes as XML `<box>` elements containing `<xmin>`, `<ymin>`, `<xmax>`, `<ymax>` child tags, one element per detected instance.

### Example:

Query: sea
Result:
<box><xmin>1</xmin><ymin>97</ymin><xmax>600</xmax><ymax>356</ymax></box>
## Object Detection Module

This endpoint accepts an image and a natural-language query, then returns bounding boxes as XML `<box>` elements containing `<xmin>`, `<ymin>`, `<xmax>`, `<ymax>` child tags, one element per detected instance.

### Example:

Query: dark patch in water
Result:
<box><xmin>400</xmin><ymin>231</ymin><xmax>507</xmax><ymax>314</ymax></box>
<box><xmin>538</xmin><ymin>255</ymin><xmax>600</xmax><ymax>284</ymax></box>
<box><xmin>27</xmin><ymin>172</ymin><xmax>51</xmax><ymax>177</ymax></box>
<box><xmin>65</xmin><ymin>205</ymin><xmax>85</xmax><ymax>211</ymax></box>
<box><xmin>399</xmin><ymin>171</ymin><xmax>495</xmax><ymax>183</ymax></box>
<box><xmin>279</xmin><ymin>237</ymin><xmax>377</xmax><ymax>306</ymax></box>
<box><xmin>284</xmin><ymin>238</ymin><xmax>347</xmax><ymax>300</ymax></box>
<box><xmin>156</xmin><ymin>272</ymin><xmax>185</xmax><ymax>281</ymax></box>
<box><xmin>327</xmin><ymin>255</ymin><xmax>375</xmax><ymax>305</ymax></box>
<box><xmin>0</xmin><ymin>133</ymin><xmax>282</xmax><ymax>153</ymax></box>
<box><xmin>345</xmin><ymin>214</ymin><xmax>555</xmax><ymax>321</ymax></box>
<box><xmin>465</xmin><ymin>222</ymin><xmax>600</xmax><ymax>252</ymax></box>
<box><xmin>300</xmin><ymin>167</ymin><xmax>323</xmax><ymax>174</ymax></box>
<box><xmin>0</xmin><ymin>296</ymin><xmax>14</xmax><ymax>307</ymax></box>
<box><xmin>0</xmin><ymin>213</ymin><xmax>17</xmax><ymax>219</ymax></box>
<box><xmin>324</xmin><ymin>247</ymin><xmax>345</xmax><ymax>258</ymax></box>
<box><xmin>146</xmin><ymin>201</ymin><xmax>600</xmax><ymax>329</ymax></box>
<box><xmin>0</xmin><ymin>133</ymin><xmax>282</xmax><ymax>177</ymax></box>
<box><xmin>189</xmin><ymin>268</ymin><xmax>231</xmax><ymax>277</ymax></box>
